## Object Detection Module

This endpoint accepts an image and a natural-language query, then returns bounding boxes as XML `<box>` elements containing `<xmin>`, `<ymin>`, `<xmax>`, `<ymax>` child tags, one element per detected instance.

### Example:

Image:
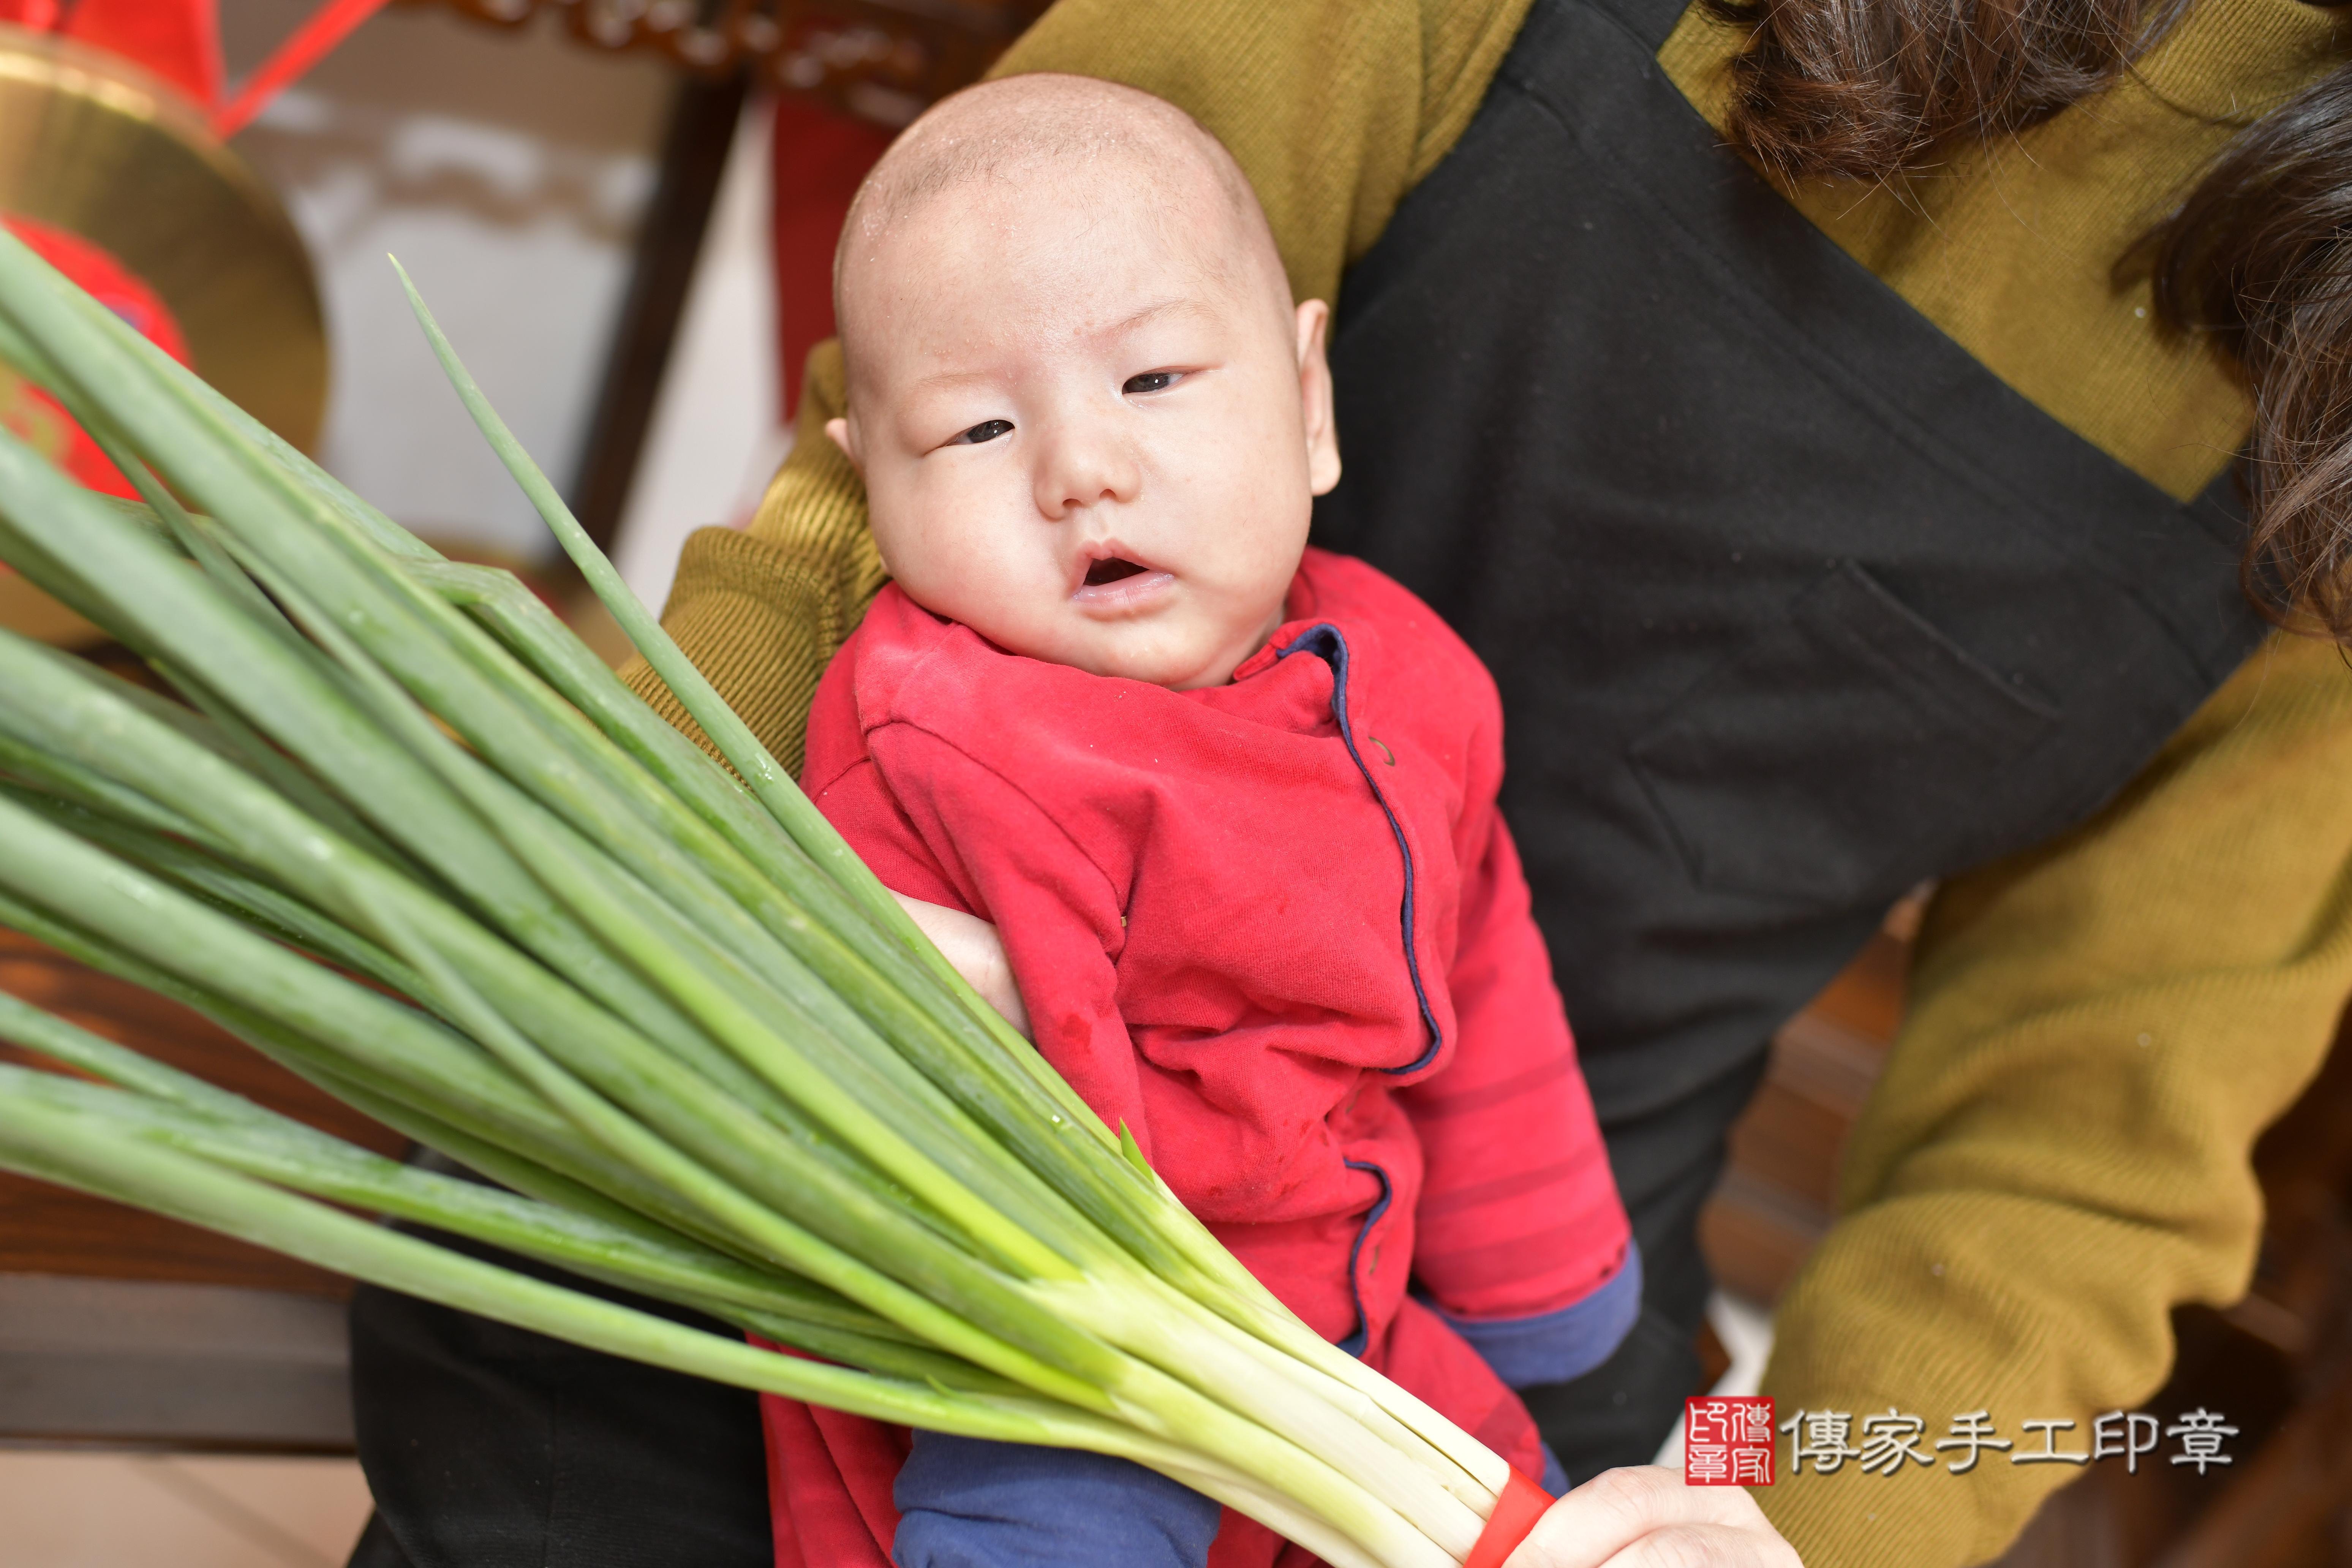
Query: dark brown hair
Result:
<box><xmin>1709</xmin><ymin>0</ymin><xmax>2352</xmax><ymax>640</ymax></box>
<box><xmin>1703</xmin><ymin>0</ymin><xmax>2177</xmax><ymax>184</ymax></box>
<box><xmin>2149</xmin><ymin>66</ymin><xmax>2352</xmax><ymax>638</ymax></box>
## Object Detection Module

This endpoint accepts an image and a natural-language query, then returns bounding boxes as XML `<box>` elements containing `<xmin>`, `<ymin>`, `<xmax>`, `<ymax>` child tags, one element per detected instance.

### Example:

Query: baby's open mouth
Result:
<box><xmin>1083</xmin><ymin>557</ymin><xmax>1148</xmax><ymax>586</ymax></box>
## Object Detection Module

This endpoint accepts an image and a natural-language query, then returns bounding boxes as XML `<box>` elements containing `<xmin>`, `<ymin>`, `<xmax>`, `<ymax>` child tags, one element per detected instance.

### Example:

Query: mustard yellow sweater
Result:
<box><xmin>623</xmin><ymin>2</ymin><xmax>2352</xmax><ymax>1562</ymax></box>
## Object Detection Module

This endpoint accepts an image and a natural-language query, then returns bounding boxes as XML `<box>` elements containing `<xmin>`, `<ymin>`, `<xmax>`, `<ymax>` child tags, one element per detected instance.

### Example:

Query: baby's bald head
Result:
<box><xmin>833</xmin><ymin>74</ymin><xmax>1291</xmax><ymax>400</ymax></box>
<box><xmin>820</xmin><ymin>73</ymin><xmax>1341</xmax><ymax>693</ymax></box>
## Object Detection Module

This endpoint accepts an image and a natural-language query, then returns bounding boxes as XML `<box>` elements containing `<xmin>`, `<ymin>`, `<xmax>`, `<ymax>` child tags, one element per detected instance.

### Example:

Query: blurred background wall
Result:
<box><xmin>218</xmin><ymin>0</ymin><xmax>781</xmax><ymax>602</ymax></box>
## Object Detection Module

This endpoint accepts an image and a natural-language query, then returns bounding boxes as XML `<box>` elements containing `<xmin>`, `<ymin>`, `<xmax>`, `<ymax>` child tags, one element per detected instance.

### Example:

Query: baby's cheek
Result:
<box><xmin>1211</xmin><ymin>493</ymin><xmax>1312</xmax><ymax>598</ymax></box>
<box><xmin>923</xmin><ymin>543</ymin><xmax>1068</xmax><ymax>658</ymax></box>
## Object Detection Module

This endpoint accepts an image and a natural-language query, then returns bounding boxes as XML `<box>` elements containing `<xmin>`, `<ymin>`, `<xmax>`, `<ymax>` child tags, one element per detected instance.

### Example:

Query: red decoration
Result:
<box><xmin>212</xmin><ymin>0</ymin><xmax>393</xmax><ymax>138</ymax></box>
<box><xmin>59</xmin><ymin>0</ymin><xmax>221</xmax><ymax>105</ymax></box>
<box><xmin>768</xmin><ymin>95</ymin><xmax>890</xmax><ymax>419</ymax></box>
<box><xmin>0</xmin><ymin>1</ymin><xmax>62</xmax><ymax>32</ymax></box>
<box><xmin>0</xmin><ymin>0</ymin><xmax>370</xmax><ymax>515</ymax></box>
<box><xmin>1464</xmin><ymin>1468</ymin><xmax>1553</xmax><ymax>1568</ymax></box>
<box><xmin>0</xmin><ymin>216</ymin><xmax>192</xmax><ymax>499</ymax></box>
<box><xmin>0</xmin><ymin>0</ymin><xmax>384</xmax><ymax>132</ymax></box>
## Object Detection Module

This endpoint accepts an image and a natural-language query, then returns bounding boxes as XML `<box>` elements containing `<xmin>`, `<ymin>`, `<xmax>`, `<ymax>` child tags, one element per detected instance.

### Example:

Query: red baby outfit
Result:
<box><xmin>771</xmin><ymin>548</ymin><xmax>1631</xmax><ymax>1568</ymax></box>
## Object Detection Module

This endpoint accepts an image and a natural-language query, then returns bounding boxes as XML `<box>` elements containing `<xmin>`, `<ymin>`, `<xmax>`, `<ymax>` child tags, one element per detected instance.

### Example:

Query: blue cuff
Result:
<box><xmin>1437</xmin><ymin>1241</ymin><xmax>1644</xmax><ymax>1391</ymax></box>
<box><xmin>892</xmin><ymin>1432</ymin><xmax>1222</xmax><ymax>1568</ymax></box>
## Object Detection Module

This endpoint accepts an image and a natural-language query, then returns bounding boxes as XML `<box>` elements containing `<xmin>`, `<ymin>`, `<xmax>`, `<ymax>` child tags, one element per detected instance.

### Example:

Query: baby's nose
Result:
<box><xmin>1033</xmin><ymin>423</ymin><xmax>1141</xmax><ymax>517</ymax></box>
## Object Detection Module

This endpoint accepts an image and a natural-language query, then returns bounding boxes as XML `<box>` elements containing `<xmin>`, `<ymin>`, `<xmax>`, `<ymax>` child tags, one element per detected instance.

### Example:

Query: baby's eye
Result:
<box><xmin>952</xmin><ymin>419</ymin><xmax>1014</xmax><ymax>445</ymax></box>
<box><xmin>1123</xmin><ymin>371</ymin><xmax>1183</xmax><ymax>395</ymax></box>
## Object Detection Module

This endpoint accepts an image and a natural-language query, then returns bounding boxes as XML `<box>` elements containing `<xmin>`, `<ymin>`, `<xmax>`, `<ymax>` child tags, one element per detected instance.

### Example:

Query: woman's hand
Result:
<box><xmin>889</xmin><ymin>892</ymin><xmax>1032</xmax><ymax>1040</ymax></box>
<box><xmin>1504</xmin><ymin>1467</ymin><xmax>1801</xmax><ymax>1568</ymax></box>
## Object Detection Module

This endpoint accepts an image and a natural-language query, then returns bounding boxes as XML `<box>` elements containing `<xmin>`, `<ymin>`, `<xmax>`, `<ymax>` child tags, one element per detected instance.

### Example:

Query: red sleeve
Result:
<box><xmin>806</xmin><ymin>754</ymin><xmax>969</xmax><ymax>912</ymax></box>
<box><xmin>799</xmin><ymin>625</ymin><xmax>972</xmax><ymax>911</ymax></box>
<box><xmin>852</xmin><ymin>722</ymin><xmax>1163</xmax><ymax>1161</ymax></box>
<box><xmin>1401</xmin><ymin>804</ymin><xmax>1631</xmax><ymax>1321</ymax></box>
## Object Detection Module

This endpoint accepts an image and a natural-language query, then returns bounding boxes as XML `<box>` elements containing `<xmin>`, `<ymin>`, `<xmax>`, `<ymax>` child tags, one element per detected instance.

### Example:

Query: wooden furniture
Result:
<box><xmin>0</xmin><ymin>1273</ymin><xmax>356</xmax><ymax>1451</ymax></box>
<box><xmin>0</xmin><ymin>925</ymin><xmax>404</xmax><ymax>1450</ymax></box>
<box><xmin>415</xmin><ymin>0</ymin><xmax>1052</xmax><ymax>124</ymax></box>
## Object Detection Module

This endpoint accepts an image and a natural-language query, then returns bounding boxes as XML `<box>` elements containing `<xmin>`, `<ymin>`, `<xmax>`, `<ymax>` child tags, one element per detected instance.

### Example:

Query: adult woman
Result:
<box><xmin>348</xmin><ymin>2</ymin><xmax>2352</xmax><ymax>1565</ymax></box>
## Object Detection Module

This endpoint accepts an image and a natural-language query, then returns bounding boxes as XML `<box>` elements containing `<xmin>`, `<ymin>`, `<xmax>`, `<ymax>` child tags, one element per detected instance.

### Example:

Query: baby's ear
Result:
<box><xmin>825</xmin><ymin>416</ymin><xmax>863</xmax><ymax>472</ymax></box>
<box><xmin>1296</xmin><ymin>300</ymin><xmax>1341</xmax><ymax>496</ymax></box>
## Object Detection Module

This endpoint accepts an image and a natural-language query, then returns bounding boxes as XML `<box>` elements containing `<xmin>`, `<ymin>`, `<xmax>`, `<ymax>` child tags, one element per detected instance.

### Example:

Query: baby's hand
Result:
<box><xmin>1504</xmin><ymin>1467</ymin><xmax>1802</xmax><ymax>1568</ymax></box>
<box><xmin>890</xmin><ymin>891</ymin><xmax>1032</xmax><ymax>1040</ymax></box>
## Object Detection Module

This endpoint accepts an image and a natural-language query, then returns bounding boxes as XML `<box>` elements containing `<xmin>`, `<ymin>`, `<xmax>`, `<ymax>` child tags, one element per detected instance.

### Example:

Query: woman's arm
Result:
<box><xmin>1755</xmin><ymin>629</ymin><xmax>2352</xmax><ymax>1566</ymax></box>
<box><xmin>621</xmin><ymin>0</ymin><xmax>1532</xmax><ymax>775</ymax></box>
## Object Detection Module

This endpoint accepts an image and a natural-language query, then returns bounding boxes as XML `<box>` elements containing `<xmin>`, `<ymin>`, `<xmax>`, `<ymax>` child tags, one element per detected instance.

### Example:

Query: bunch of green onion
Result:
<box><xmin>0</xmin><ymin>229</ymin><xmax>1533</xmax><ymax>1568</ymax></box>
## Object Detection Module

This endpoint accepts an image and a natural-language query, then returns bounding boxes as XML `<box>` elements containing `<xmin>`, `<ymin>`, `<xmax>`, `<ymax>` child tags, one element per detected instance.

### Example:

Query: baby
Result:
<box><xmin>778</xmin><ymin>74</ymin><xmax>1637</xmax><ymax>1568</ymax></box>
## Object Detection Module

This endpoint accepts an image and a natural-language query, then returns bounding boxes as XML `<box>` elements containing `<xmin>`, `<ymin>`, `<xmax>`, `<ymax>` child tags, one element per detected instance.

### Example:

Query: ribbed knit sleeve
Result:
<box><xmin>1755</xmin><ymin>630</ymin><xmax>2352</xmax><ymax>1567</ymax></box>
<box><xmin>619</xmin><ymin>340</ymin><xmax>885</xmax><ymax>774</ymax></box>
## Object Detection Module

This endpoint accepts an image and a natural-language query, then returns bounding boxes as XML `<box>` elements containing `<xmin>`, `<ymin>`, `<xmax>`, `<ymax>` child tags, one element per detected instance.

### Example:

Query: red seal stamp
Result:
<box><xmin>1685</xmin><ymin>1396</ymin><xmax>1775</xmax><ymax>1486</ymax></box>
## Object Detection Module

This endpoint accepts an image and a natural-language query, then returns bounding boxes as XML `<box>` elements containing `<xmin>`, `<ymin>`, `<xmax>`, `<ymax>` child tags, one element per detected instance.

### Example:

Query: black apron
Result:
<box><xmin>1313</xmin><ymin>0</ymin><xmax>2263</xmax><ymax>1473</ymax></box>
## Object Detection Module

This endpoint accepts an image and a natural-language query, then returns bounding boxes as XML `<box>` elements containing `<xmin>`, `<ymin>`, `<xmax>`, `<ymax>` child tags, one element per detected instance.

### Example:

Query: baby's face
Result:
<box><xmin>830</xmin><ymin>163</ymin><xmax>1339</xmax><ymax>690</ymax></box>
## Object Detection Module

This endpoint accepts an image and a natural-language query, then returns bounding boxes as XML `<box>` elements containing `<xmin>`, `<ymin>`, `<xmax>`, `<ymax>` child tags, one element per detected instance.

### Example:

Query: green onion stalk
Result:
<box><xmin>0</xmin><ymin>229</ymin><xmax>1534</xmax><ymax>1568</ymax></box>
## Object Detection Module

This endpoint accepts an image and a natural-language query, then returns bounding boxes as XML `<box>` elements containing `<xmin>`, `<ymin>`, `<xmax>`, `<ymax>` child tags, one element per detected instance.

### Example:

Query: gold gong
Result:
<box><xmin>0</xmin><ymin>23</ymin><xmax>327</xmax><ymax>644</ymax></box>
